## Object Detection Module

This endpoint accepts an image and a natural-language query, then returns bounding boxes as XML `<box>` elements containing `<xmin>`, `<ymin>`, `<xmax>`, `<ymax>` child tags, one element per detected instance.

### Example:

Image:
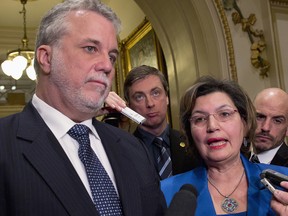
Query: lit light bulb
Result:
<box><xmin>11</xmin><ymin>68</ymin><xmax>23</xmax><ymax>80</ymax></box>
<box><xmin>13</xmin><ymin>55</ymin><xmax>28</xmax><ymax>71</ymax></box>
<box><xmin>26</xmin><ymin>65</ymin><xmax>36</xmax><ymax>80</ymax></box>
<box><xmin>1</xmin><ymin>60</ymin><xmax>15</xmax><ymax>76</ymax></box>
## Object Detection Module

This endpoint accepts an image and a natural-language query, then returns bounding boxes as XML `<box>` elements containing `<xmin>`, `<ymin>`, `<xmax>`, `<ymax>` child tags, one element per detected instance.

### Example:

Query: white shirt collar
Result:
<box><xmin>32</xmin><ymin>94</ymin><xmax>99</xmax><ymax>140</ymax></box>
<box><xmin>257</xmin><ymin>144</ymin><xmax>282</xmax><ymax>164</ymax></box>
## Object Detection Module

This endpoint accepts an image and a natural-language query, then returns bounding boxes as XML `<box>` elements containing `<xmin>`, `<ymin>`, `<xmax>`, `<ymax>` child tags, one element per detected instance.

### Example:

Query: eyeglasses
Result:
<box><xmin>189</xmin><ymin>109</ymin><xmax>238</xmax><ymax>127</ymax></box>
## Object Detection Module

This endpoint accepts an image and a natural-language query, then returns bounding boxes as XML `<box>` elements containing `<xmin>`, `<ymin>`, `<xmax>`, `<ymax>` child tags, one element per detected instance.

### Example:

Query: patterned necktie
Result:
<box><xmin>154</xmin><ymin>137</ymin><xmax>172</xmax><ymax>180</ymax></box>
<box><xmin>251</xmin><ymin>154</ymin><xmax>260</xmax><ymax>163</ymax></box>
<box><xmin>68</xmin><ymin>124</ymin><xmax>123</xmax><ymax>215</ymax></box>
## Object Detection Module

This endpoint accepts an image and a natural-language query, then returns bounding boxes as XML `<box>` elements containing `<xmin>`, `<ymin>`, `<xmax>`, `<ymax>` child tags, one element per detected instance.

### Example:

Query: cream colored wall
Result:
<box><xmin>270</xmin><ymin>3</ymin><xmax>288</xmax><ymax>91</ymax></box>
<box><xmin>225</xmin><ymin>0</ymin><xmax>288</xmax><ymax>99</ymax></box>
<box><xmin>105</xmin><ymin>0</ymin><xmax>145</xmax><ymax>39</ymax></box>
<box><xmin>225</xmin><ymin>0</ymin><xmax>268</xmax><ymax>99</ymax></box>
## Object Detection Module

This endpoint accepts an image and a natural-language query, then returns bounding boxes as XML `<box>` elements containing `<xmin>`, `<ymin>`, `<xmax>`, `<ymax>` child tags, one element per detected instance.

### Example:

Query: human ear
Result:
<box><xmin>36</xmin><ymin>45</ymin><xmax>52</xmax><ymax>75</ymax></box>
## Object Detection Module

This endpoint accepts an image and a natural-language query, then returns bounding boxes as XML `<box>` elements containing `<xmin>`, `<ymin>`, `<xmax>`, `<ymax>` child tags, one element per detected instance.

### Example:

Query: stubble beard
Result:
<box><xmin>49</xmin><ymin>56</ymin><xmax>110</xmax><ymax>114</ymax></box>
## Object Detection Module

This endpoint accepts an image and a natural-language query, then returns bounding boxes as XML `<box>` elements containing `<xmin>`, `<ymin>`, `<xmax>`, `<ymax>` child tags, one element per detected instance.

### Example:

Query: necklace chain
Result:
<box><xmin>207</xmin><ymin>169</ymin><xmax>245</xmax><ymax>198</ymax></box>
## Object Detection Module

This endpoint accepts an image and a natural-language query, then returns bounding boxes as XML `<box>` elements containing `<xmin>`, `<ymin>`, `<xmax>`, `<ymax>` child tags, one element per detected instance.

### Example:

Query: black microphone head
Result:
<box><xmin>165</xmin><ymin>184</ymin><xmax>197</xmax><ymax>216</ymax></box>
<box><xmin>180</xmin><ymin>184</ymin><xmax>198</xmax><ymax>197</ymax></box>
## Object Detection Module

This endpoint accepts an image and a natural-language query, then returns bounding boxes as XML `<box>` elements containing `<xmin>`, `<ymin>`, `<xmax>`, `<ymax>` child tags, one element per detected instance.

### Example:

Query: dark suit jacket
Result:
<box><xmin>134</xmin><ymin>126</ymin><xmax>199</xmax><ymax>176</ymax></box>
<box><xmin>271</xmin><ymin>143</ymin><xmax>288</xmax><ymax>167</ymax></box>
<box><xmin>0</xmin><ymin>102</ymin><xmax>166</xmax><ymax>216</ymax></box>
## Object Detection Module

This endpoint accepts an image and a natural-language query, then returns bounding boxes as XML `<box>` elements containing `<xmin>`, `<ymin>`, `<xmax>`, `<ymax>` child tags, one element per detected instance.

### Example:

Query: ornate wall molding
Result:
<box><xmin>222</xmin><ymin>0</ymin><xmax>270</xmax><ymax>78</ymax></box>
<box><xmin>213</xmin><ymin>0</ymin><xmax>238</xmax><ymax>82</ymax></box>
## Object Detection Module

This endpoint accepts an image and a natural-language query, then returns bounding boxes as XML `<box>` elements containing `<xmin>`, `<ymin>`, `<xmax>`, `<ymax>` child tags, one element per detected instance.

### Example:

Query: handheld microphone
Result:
<box><xmin>165</xmin><ymin>184</ymin><xmax>198</xmax><ymax>216</ymax></box>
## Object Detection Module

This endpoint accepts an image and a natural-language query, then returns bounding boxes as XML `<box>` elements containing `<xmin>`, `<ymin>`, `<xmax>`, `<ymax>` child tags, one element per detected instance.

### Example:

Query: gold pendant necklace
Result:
<box><xmin>207</xmin><ymin>169</ymin><xmax>245</xmax><ymax>213</ymax></box>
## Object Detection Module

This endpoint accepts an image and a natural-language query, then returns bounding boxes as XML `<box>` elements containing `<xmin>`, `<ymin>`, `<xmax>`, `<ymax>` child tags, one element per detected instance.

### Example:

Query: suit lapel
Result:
<box><xmin>169</xmin><ymin>128</ymin><xmax>189</xmax><ymax>173</ymax></box>
<box><xmin>93</xmin><ymin>120</ymin><xmax>142</xmax><ymax>216</ymax></box>
<box><xmin>271</xmin><ymin>143</ymin><xmax>288</xmax><ymax>166</ymax></box>
<box><xmin>18</xmin><ymin>103</ymin><xmax>98</xmax><ymax>216</ymax></box>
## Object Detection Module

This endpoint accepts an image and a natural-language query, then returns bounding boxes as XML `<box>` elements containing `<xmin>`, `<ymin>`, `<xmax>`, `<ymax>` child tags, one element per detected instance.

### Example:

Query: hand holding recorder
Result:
<box><xmin>260</xmin><ymin>169</ymin><xmax>288</xmax><ymax>216</ymax></box>
<box><xmin>99</xmin><ymin>91</ymin><xmax>146</xmax><ymax>124</ymax></box>
<box><xmin>260</xmin><ymin>169</ymin><xmax>288</xmax><ymax>194</ymax></box>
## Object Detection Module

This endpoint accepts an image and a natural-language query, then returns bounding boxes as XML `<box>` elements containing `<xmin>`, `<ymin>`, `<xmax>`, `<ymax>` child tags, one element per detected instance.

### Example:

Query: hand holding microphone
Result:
<box><xmin>165</xmin><ymin>184</ymin><xmax>198</xmax><ymax>216</ymax></box>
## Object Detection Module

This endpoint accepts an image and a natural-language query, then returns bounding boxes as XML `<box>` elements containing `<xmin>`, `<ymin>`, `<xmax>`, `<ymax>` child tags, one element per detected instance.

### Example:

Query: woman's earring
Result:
<box><xmin>243</xmin><ymin>137</ymin><xmax>248</xmax><ymax>147</ymax></box>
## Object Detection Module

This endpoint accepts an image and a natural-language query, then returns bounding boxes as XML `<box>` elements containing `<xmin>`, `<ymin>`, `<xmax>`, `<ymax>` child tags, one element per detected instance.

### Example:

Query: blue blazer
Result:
<box><xmin>161</xmin><ymin>155</ymin><xmax>288</xmax><ymax>216</ymax></box>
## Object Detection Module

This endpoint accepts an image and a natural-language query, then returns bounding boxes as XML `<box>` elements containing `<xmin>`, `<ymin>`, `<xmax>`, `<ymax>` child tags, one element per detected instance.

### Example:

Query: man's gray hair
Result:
<box><xmin>34</xmin><ymin>0</ymin><xmax>121</xmax><ymax>73</ymax></box>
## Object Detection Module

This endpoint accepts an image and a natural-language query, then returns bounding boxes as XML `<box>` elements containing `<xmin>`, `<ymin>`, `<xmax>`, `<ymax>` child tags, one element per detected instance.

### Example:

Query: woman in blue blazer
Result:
<box><xmin>161</xmin><ymin>76</ymin><xmax>288</xmax><ymax>216</ymax></box>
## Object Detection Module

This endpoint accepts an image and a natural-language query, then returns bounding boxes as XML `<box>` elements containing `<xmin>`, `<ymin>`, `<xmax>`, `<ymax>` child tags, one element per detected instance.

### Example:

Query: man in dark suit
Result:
<box><xmin>0</xmin><ymin>1</ymin><xmax>166</xmax><ymax>215</ymax></box>
<box><xmin>250</xmin><ymin>88</ymin><xmax>288</xmax><ymax>166</ymax></box>
<box><xmin>124</xmin><ymin>65</ymin><xmax>199</xmax><ymax>180</ymax></box>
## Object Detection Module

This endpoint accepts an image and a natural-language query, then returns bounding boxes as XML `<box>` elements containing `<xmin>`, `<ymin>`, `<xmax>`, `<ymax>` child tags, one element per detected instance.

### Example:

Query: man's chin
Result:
<box><xmin>254</xmin><ymin>142</ymin><xmax>274</xmax><ymax>152</ymax></box>
<box><xmin>142</xmin><ymin>119</ymin><xmax>161</xmax><ymax>127</ymax></box>
<box><xmin>85</xmin><ymin>97</ymin><xmax>105</xmax><ymax>111</ymax></box>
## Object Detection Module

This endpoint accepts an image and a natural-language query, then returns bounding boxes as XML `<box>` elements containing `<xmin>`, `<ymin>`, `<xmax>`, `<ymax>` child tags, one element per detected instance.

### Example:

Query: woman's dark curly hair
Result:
<box><xmin>180</xmin><ymin>76</ymin><xmax>256</xmax><ymax>160</ymax></box>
